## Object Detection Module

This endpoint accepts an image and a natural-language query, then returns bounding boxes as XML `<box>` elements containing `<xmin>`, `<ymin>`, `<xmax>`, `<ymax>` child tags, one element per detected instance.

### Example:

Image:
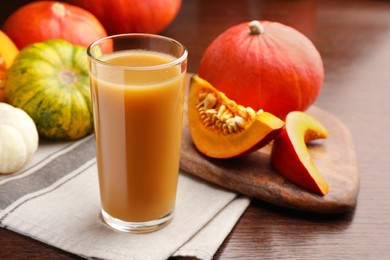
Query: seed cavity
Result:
<box><xmin>196</xmin><ymin>91</ymin><xmax>261</xmax><ymax>134</ymax></box>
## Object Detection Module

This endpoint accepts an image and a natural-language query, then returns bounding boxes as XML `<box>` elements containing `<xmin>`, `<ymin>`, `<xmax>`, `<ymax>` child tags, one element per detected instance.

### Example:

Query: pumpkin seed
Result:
<box><xmin>228</xmin><ymin>124</ymin><xmax>235</xmax><ymax>133</ymax></box>
<box><xmin>221</xmin><ymin>122</ymin><xmax>231</xmax><ymax>134</ymax></box>
<box><xmin>246</xmin><ymin>107</ymin><xmax>256</xmax><ymax>119</ymax></box>
<box><xmin>197</xmin><ymin>92</ymin><xmax>208</xmax><ymax>103</ymax></box>
<box><xmin>217</xmin><ymin>105</ymin><xmax>226</xmax><ymax>117</ymax></box>
<box><xmin>237</xmin><ymin>107</ymin><xmax>248</xmax><ymax>119</ymax></box>
<box><xmin>197</xmin><ymin>91</ymin><xmax>256</xmax><ymax>134</ymax></box>
<box><xmin>256</xmin><ymin>109</ymin><xmax>264</xmax><ymax>115</ymax></box>
<box><xmin>204</xmin><ymin>93</ymin><xmax>217</xmax><ymax>109</ymax></box>
<box><xmin>221</xmin><ymin>112</ymin><xmax>233</xmax><ymax>121</ymax></box>
<box><xmin>211</xmin><ymin>114</ymin><xmax>218</xmax><ymax>123</ymax></box>
<box><xmin>234</xmin><ymin>116</ymin><xmax>246</xmax><ymax>128</ymax></box>
<box><xmin>205</xmin><ymin>109</ymin><xmax>217</xmax><ymax>115</ymax></box>
<box><xmin>226</xmin><ymin>100</ymin><xmax>237</xmax><ymax>110</ymax></box>
<box><xmin>203</xmin><ymin>117</ymin><xmax>211</xmax><ymax>126</ymax></box>
<box><xmin>225</xmin><ymin>118</ymin><xmax>236</xmax><ymax>125</ymax></box>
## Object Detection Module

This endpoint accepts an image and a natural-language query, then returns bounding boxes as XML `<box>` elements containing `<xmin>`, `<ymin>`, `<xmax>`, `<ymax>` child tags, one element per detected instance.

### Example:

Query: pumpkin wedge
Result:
<box><xmin>188</xmin><ymin>75</ymin><xmax>284</xmax><ymax>159</ymax></box>
<box><xmin>271</xmin><ymin>111</ymin><xmax>330</xmax><ymax>195</ymax></box>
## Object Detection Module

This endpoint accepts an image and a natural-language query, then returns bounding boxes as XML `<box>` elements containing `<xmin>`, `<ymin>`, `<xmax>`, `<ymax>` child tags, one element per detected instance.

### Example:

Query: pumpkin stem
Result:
<box><xmin>52</xmin><ymin>3</ymin><xmax>66</xmax><ymax>17</ymax></box>
<box><xmin>60</xmin><ymin>70</ymin><xmax>77</xmax><ymax>85</ymax></box>
<box><xmin>249</xmin><ymin>20</ymin><xmax>265</xmax><ymax>35</ymax></box>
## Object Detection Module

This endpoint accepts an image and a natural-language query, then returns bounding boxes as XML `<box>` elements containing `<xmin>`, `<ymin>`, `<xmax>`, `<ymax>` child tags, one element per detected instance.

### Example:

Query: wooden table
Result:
<box><xmin>1</xmin><ymin>0</ymin><xmax>390</xmax><ymax>259</ymax></box>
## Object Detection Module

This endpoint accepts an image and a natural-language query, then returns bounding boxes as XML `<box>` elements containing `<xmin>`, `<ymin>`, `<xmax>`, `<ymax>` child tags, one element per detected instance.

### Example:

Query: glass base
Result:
<box><xmin>101</xmin><ymin>208</ymin><xmax>174</xmax><ymax>233</ymax></box>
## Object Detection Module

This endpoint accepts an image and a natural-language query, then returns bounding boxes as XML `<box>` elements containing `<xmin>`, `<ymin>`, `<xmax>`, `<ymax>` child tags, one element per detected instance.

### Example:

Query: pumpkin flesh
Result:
<box><xmin>188</xmin><ymin>75</ymin><xmax>284</xmax><ymax>159</ymax></box>
<box><xmin>271</xmin><ymin>111</ymin><xmax>329</xmax><ymax>195</ymax></box>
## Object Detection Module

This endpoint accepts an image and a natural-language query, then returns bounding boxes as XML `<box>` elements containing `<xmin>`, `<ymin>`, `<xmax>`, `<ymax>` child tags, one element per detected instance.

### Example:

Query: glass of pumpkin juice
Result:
<box><xmin>87</xmin><ymin>34</ymin><xmax>187</xmax><ymax>233</ymax></box>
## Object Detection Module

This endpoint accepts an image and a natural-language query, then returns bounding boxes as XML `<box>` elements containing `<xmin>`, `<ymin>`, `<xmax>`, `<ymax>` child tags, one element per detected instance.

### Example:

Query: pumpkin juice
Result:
<box><xmin>89</xmin><ymin>50</ymin><xmax>186</xmax><ymax>225</ymax></box>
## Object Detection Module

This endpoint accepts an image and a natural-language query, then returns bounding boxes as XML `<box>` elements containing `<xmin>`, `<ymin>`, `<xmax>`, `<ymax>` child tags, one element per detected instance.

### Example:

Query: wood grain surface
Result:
<box><xmin>180</xmin><ymin>104</ymin><xmax>360</xmax><ymax>214</ymax></box>
<box><xmin>1</xmin><ymin>0</ymin><xmax>390</xmax><ymax>259</ymax></box>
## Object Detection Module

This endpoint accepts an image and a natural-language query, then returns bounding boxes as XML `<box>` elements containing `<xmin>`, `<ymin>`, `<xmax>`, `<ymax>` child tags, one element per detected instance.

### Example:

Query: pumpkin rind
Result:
<box><xmin>5</xmin><ymin>39</ymin><xmax>92</xmax><ymax>140</ymax></box>
<box><xmin>0</xmin><ymin>102</ymin><xmax>38</xmax><ymax>174</ymax></box>
<box><xmin>188</xmin><ymin>75</ymin><xmax>284</xmax><ymax>159</ymax></box>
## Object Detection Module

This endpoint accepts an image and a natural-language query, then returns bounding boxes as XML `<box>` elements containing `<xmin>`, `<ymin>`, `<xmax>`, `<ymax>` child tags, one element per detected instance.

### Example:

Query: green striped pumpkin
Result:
<box><xmin>5</xmin><ymin>39</ymin><xmax>93</xmax><ymax>140</ymax></box>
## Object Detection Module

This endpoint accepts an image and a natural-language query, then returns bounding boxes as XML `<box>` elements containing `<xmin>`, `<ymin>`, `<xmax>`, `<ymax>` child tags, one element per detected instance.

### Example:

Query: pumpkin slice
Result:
<box><xmin>188</xmin><ymin>75</ymin><xmax>284</xmax><ymax>159</ymax></box>
<box><xmin>271</xmin><ymin>111</ymin><xmax>330</xmax><ymax>195</ymax></box>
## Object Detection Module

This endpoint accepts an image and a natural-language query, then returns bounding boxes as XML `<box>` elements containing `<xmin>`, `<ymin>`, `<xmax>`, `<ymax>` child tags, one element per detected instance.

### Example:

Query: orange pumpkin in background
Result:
<box><xmin>68</xmin><ymin>0</ymin><xmax>182</xmax><ymax>34</ymax></box>
<box><xmin>0</xmin><ymin>30</ymin><xmax>18</xmax><ymax>102</ymax></box>
<box><xmin>2</xmin><ymin>1</ymin><xmax>108</xmax><ymax>51</ymax></box>
<box><xmin>198</xmin><ymin>20</ymin><xmax>324</xmax><ymax>119</ymax></box>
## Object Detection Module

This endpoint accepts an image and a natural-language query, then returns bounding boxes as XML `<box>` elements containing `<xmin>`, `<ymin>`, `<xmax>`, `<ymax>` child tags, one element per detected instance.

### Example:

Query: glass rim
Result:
<box><xmin>87</xmin><ymin>33</ymin><xmax>188</xmax><ymax>71</ymax></box>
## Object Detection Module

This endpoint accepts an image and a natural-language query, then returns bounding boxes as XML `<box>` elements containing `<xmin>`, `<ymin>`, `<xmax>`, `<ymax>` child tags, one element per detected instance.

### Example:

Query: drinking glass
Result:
<box><xmin>87</xmin><ymin>34</ymin><xmax>187</xmax><ymax>232</ymax></box>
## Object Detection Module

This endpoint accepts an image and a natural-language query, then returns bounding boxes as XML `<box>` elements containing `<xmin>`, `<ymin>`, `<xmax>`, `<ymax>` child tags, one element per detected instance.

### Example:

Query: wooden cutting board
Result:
<box><xmin>179</xmin><ymin>76</ymin><xmax>359</xmax><ymax>214</ymax></box>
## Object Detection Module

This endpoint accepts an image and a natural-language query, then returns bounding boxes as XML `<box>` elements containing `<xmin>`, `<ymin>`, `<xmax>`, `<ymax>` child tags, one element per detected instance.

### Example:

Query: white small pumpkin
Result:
<box><xmin>0</xmin><ymin>102</ymin><xmax>39</xmax><ymax>174</ymax></box>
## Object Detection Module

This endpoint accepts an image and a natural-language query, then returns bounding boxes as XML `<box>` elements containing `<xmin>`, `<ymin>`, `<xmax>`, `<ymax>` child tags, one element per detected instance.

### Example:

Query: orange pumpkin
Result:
<box><xmin>0</xmin><ymin>30</ymin><xmax>18</xmax><ymax>102</ymax></box>
<box><xmin>199</xmin><ymin>20</ymin><xmax>324</xmax><ymax>119</ymax></box>
<box><xmin>2</xmin><ymin>1</ymin><xmax>108</xmax><ymax>51</ymax></box>
<box><xmin>68</xmin><ymin>0</ymin><xmax>182</xmax><ymax>34</ymax></box>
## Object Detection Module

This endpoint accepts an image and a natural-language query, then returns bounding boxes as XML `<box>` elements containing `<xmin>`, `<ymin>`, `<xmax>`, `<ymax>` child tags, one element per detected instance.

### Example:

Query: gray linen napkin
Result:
<box><xmin>0</xmin><ymin>135</ymin><xmax>250</xmax><ymax>260</ymax></box>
